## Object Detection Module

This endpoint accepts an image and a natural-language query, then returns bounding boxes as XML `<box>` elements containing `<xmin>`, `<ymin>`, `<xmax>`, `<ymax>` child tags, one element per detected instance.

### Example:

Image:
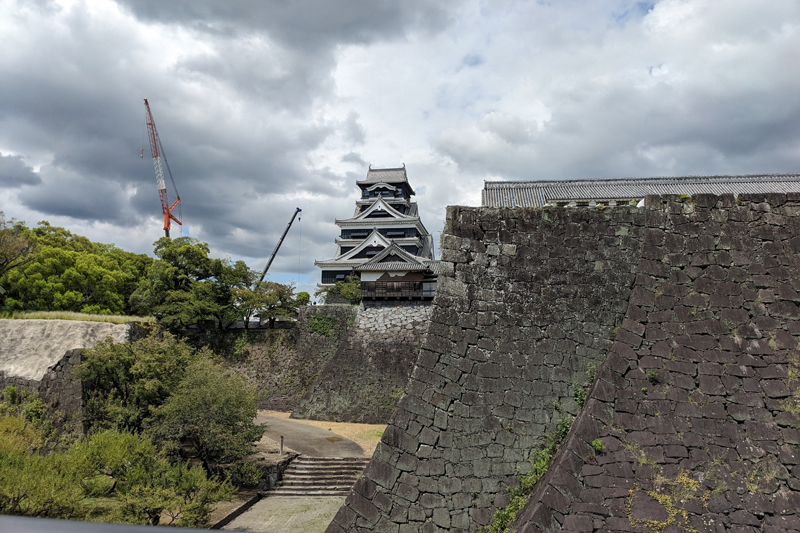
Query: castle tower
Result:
<box><xmin>315</xmin><ymin>166</ymin><xmax>439</xmax><ymax>299</ymax></box>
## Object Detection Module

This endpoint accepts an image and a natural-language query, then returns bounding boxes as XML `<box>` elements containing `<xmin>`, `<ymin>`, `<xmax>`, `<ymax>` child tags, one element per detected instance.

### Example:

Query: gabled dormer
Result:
<box><xmin>354</xmin><ymin>197</ymin><xmax>413</xmax><ymax>221</ymax></box>
<box><xmin>335</xmin><ymin>228</ymin><xmax>392</xmax><ymax>260</ymax></box>
<box><xmin>354</xmin><ymin>242</ymin><xmax>429</xmax><ymax>273</ymax></box>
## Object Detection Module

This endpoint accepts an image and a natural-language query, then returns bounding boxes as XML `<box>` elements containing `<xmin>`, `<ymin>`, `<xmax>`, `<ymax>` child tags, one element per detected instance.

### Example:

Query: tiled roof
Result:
<box><xmin>354</xmin><ymin>243</ymin><xmax>433</xmax><ymax>273</ymax></box>
<box><xmin>357</xmin><ymin>167</ymin><xmax>409</xmax><ymax>185</ymax></box>
<box><xmin>482</xmin><ymin>174</ymin><xmax>800</xmax><ymax>208</ymax></box>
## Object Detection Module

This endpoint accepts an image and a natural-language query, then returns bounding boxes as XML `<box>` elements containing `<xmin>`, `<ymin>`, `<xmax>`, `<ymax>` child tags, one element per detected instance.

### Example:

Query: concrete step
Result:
<box><xmin>268</xmin><ymin>489</ymin><xmax>351</xmax><ymax>497</ymax></box>
<box><xmin>265</xmin><ymin>455</ymin><xmax>368</xmax><ymax>498</ymax></box>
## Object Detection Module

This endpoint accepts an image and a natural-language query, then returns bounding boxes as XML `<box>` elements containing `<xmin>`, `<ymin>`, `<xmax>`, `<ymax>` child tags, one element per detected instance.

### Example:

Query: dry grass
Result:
<box><xmin>0</xmin><ymin>311</ymin><xmax>154</xmax><ymax>324</ymax></box>
<box><xmin>264</xmin><ymin>411</ymin><xmax>386</xmax><ymax>456</ymax></box>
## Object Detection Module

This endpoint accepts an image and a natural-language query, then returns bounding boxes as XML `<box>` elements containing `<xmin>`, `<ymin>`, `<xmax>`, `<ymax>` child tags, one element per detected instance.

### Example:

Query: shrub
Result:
<box><xmin>75</xmin><ymin>332</ymin><xmax>209</xmax><ymax>433</ymax></box>
<box><xmin>147</xmin><ymin>359</ymin><xmax>264</xmax><ymax>469</ymax></box>
<box><xmin>307</xmin><ymin>313</ymin><xmax>338</xmax><ymax>337</ymax></box>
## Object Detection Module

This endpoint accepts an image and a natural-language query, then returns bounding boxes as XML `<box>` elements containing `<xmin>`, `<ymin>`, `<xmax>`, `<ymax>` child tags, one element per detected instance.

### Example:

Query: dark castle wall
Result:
<box><xmin>330</xmin><ymin>204</ymin><xmax>648</xmax><ymax>532</ymax></box>
<box><xmin>293</xmin><ymin>301</ymin><xmax>432</xmax><ymax>424</ymax></box>
<box><xmin>515</xmin><ymin>193</ymin><xmax>800</xmax><ymax>532</ymax></box>
<box><xmin>329</xmin><ymin>193</ymin><xmax>800</xmax><ymax>533</ymax></box>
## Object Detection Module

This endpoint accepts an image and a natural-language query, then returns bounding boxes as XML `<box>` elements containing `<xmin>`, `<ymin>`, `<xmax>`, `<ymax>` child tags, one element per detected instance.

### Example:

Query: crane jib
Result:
<box><xmin>144</xmin><ymin>98</ymin><xmax>182</xmax><ymax>237</ymax></box>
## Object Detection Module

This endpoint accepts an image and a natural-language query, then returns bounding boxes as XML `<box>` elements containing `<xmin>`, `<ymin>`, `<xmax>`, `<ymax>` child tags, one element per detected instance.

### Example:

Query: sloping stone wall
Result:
<box><xmin>329</xmin><ymin>205</ymin><xmax>648</xmax><ymax>532</ymax></box>
<box><xmin>256</xmin><ymin>305</ymin><xmax>357</xmax><ymax>411</ymax></box>
<box><xmin>515</xmin><ymin>193</ymin><xmax>800</xmax><ymax>532</ymax></box>
<box><xmin>293</xmin><ymin>301</ymin><xmax>432</xmax><ymax>424</ymax></box>
<box><xmin>0</xmin><ymin>319</ymin><xmax>129</xmax><ymax>424</ymax></box>
<box><xmin>329</xmin><ymin>193</ymin><xmax>800</xmax><ymax>533</ymax></box>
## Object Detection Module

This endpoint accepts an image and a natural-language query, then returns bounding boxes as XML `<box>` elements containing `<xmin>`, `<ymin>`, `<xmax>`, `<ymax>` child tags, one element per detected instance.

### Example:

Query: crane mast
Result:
<box><xmin>144</xmin><ymin>99</ymin><xmax>182</xmax><ymax>238</ymax></box>
<box><xmin>259</xmin><ymin>207</ymin><xmax>302</xmax><ymax>282</ymax></box>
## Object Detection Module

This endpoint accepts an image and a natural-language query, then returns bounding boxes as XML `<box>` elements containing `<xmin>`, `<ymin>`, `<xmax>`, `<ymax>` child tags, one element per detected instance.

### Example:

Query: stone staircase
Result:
<box><xmin>267</xmin><ymin>456</ymin><xmax>370</xmax><ymax>497</ymax></box>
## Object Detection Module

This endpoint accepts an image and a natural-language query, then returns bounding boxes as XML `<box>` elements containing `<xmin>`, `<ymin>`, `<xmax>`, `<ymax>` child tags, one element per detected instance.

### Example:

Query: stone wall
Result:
<box><xmin>329</xmin><ymin>205</ymin><xmax>648</xmax><ymax>532</ymax></box>
<box><xmin>515</xmin><ymin>193</ymin><xmax>800</xmax><ymax>532</ymax></box>
<box><xmin>244</xmin><ymin>305</ymin><xmax>357</xmax><ymax>411</ymax></box>
<box><xmin>293</xmin><ymin>301</ymin><xmax>433</xmax><ymax>424</ymax></box>
<box><xmin>329</xmin><ymin>193</ymin><xmax>800</xmax><ymax>533</ymax></box>
<box><xmin>0</xmin><ymin>319</ymin><xmax>129</xmax><ymax>423</ymax></box>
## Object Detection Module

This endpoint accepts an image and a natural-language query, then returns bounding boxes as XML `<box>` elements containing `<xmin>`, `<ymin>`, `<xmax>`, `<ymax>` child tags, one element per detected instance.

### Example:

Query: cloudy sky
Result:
<box><xmin>1</xmin><ymin>0</ymin><xmax>799</xmax><ymax>297</ymax></box>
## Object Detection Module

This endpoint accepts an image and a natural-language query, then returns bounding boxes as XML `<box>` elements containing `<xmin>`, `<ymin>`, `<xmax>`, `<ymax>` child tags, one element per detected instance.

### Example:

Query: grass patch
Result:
<box><xmin>0</xmin><ymin>310</ymin><xmax>153</xmax><ymax>324</ymax></box>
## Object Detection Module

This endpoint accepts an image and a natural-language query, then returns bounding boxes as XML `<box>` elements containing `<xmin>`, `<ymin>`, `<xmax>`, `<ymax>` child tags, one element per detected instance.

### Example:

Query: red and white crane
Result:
<box><xmin>143</xmin><ymin>99</ymin><xmax>182</xmax><ymax>238</ymax></box>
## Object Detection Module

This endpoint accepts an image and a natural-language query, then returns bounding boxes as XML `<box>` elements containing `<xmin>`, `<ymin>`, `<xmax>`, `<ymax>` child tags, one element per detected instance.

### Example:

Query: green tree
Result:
<box><xmin>75</xmin><ymin>332</ymin><xmax>209</xmax><ymax>433</ymax></box>
<box><xmin>0</xmin><ymin>213</ymin><xmax>35</xmax><ymax>280</ymax></box>
<box><xmin>0</xmin><ymin>220</ymin><xmax>152</xmax><ymax>315</ymax></box>
<box><xmin>129</xmin><ymin>237</ymin><xmax>251</xmax><ymax>330</ymax></box>
<box><xmin>147</xmin><ymin>358</ymin><xmax>264</xmax><ymax>470</ymax></box>
<box><xmin>315</xmin><ymin>275</ymin><xmax>362</xmax><ymax>305</ymax></box>
<box><xmin>296</xmin><ymin>291</ymin><xmax>310</xmax><ymax>306</ymax></box>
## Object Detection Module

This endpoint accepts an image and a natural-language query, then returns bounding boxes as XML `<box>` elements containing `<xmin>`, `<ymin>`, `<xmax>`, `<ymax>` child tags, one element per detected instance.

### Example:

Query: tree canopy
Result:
<box><xmin>0</xmin><ymin>220</ymin><xmax>152</xmax><ymax>315</ymax></box>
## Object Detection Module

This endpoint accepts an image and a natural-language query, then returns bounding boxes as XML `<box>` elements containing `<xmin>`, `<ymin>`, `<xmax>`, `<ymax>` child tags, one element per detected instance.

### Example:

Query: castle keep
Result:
<box><xmin>316</xmin><ymin>166</ymin><xmax>439</xmax><ymax>300</ymax></box>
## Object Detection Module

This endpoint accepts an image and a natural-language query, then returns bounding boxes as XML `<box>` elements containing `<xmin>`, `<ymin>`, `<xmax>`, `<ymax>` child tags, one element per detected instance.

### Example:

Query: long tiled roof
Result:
<box><xmin>482</xmin><ymin>174</ymin><xmax>800</xmax><ymax>208</ymax></box>
<box><xmin>357</xmin><ymin>167</ymin><xmax>409</xmax><ymax>185</ymax></box>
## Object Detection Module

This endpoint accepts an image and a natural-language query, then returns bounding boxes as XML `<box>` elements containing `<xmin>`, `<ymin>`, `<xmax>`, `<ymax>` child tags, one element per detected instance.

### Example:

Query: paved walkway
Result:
<box><xmin>222</xmin><ymin>414</ymin><xmax>367</xmax><ymax>532</ymax></box>
<box><xmin>256</xmin><ymin>412</ymin><xmax>366</xmax><ymax>458</ymax></box>
<box><xmin>222</xmin><ymin>496</ymin><xmax>345</xmax><ymax>532</ymax></box>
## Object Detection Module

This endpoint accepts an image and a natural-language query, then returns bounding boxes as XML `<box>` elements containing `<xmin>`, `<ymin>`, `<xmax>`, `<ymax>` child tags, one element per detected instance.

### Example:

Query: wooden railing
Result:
<box><xmin>360</xmin><ymin>281</ymin><xmax>436</xmax><ymax>299</ymax></box>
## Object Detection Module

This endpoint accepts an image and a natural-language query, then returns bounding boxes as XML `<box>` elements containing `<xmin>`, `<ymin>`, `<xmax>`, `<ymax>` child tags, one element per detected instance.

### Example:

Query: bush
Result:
<box><xmin>0</xmin><ymin>419</ymin><xmax>234</xmax><ymax>526</ymax></box>
<box><xmin>75</xmin><ymin>332</ymin><xmax>210</xmax><ymax>433</ymax></box>
<box><xmin>296</xmin><ymin>291</ymin><xmax>310</xmax><ymax>306</ymax></box>
<box><xmin>307</xmin><ymin>313</ymin><xmax>338</xmax><ymax>337</ymax></box>
<box><xmin>147</xmin><ymin>359</ymin><xmax>264</xmax><ymax>469</ymax></box>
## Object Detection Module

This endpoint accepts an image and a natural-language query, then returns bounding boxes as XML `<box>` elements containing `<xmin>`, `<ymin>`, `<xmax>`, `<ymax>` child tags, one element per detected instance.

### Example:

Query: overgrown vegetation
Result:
<box><xmin>307</xmin><ymin>313</ymin><xmax>339</xmax><ymax>337</ymax></box>
<box><xmin>0</xmin><ymin>332</ymin><xmax>265</xmax><ymax>526</ymax></box>
<box><xmin>481</xmin><ymin>416</ymin><xmax>574</xmax><ymax>533</ymax></box>
<box><xmin>0</xmin><ymin>386</ymin><xmax>235</xmax><ymax>526</ymax></box>
<box><xmin>0</xmin><ymin>218</ymin><xmax>299</xmax><ymax>332</ymax></box>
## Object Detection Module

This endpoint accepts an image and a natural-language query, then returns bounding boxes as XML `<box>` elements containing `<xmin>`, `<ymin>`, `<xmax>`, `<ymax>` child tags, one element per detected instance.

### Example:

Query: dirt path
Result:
<box><xmin>263</xmin><ymin>411</ymin><xmax>386</xmax><ymax>456</ymax></box>
<box><xmin>256</xmin><ymin>411</ymin><xmax>366</xmax><ymax>458</ymax></box>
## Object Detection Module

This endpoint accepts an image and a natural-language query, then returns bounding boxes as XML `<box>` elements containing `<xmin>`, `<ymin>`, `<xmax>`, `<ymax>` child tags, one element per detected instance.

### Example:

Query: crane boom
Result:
<box><xmin>144</xmin><ymin>99</ymin><xmax>182</xmax><ymax>238</ymax></box>
<box><xmin>259</xmin><ymin>207</ymin><xmax>302</xmax><ymax>282</ymax></box>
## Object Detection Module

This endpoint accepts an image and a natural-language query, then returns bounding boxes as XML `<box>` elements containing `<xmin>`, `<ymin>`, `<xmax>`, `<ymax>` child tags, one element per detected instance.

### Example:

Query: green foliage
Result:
<box><xmin>592</xmin><ymin>439</ymin><xmax>606</xmax><ymax>453</ymax></box>
<box><xmin>0</xmin><ymin>220</ymin><xmax>152</xmax><ymax>315</ymax></box>
<box><xmin>0</xmin><ymin>419</ymin><xmax>233</xmax><ymax>526</ymax></box>
<box><xmin>76</xmin><ymin>332</ymin><xmax>209</xmax><ymax>433</ymax></box>
<box><xmin>572</xmin><ymin>383</ymin><xmax>587</xmax><ymax>407</ymax></box>
<box><xmin>296</xmin><ymin>291</ymin><xmax>310</xmax><ymax>306</ymax></box>
<box><xmin>647</xmin><ymin>370</ymin><xmax>661</xmax><ymax>384</ymax></box>
<box><xmin>225</xmin><ymin>461</ymin><xmax>263</xmax><ymax>488</ymax></box>
<box><xmin>315</xmin><ymin>275</ymin><xmax>362</xmax><ymax>305</ymax></box>
<box><xmin>130</xmin><ymin>237</ymin><xmax>262</xmax><ymax>331</ymax></box>
<box><xmin>0</xmin><ymin>212</ymin><xmax>35</xmax><ymax>280</ymax></box>
<box><xmin>307</xmin><ymin>313</ymin><xmax>338</xmax><ymax>337</ymax></box>
<box><xmin>0</xmin><ymin>387</ymin><xmax>77</xmax><ymax>451</ymax></box>
<box><xmin>147</xmin><ymin>358</ymin><xmax>264</xmax><ymax>469</ymax></box>
<box><xmin>232</xmin><ymin>279</ymin><xmax>297</xmax><ymax>329</ymax></box>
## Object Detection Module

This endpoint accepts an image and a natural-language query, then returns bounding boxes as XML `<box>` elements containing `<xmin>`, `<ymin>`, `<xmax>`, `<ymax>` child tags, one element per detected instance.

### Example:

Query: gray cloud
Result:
<box><xmin>2</xmin><ymin>0</ymin><xmax>799</xmax><ymax>299</ymax></box>
<box><xmin>113</xmin><ymin>1</ymin><xmax>459</xmax><ymax>51</ymax></box>
<box><xmin>0</xmin><ymin>154</ymin><xmax>42</xmax><ymax>187</ymax></box>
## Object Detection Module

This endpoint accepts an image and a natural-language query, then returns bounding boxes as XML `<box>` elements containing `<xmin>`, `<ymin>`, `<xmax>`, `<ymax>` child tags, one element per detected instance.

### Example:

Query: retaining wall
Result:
<box><xmin>330</xmin><ymin>193</ymin><xmax>800</xmax><ymax>533</ymax></box>
<box><xmin>515</xmin><ymin>193</ymin><xmax>800</xmax><ymax>532</ymax></box>
<box><xmin>330</xmin><ymin>204</ymin><xmax>648</xmax><ymax>532</ymax></box>
<box><xmin>293</xmin><ymin>301</ymin><xmax>432</xmax><ymax>423</ymax></box>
